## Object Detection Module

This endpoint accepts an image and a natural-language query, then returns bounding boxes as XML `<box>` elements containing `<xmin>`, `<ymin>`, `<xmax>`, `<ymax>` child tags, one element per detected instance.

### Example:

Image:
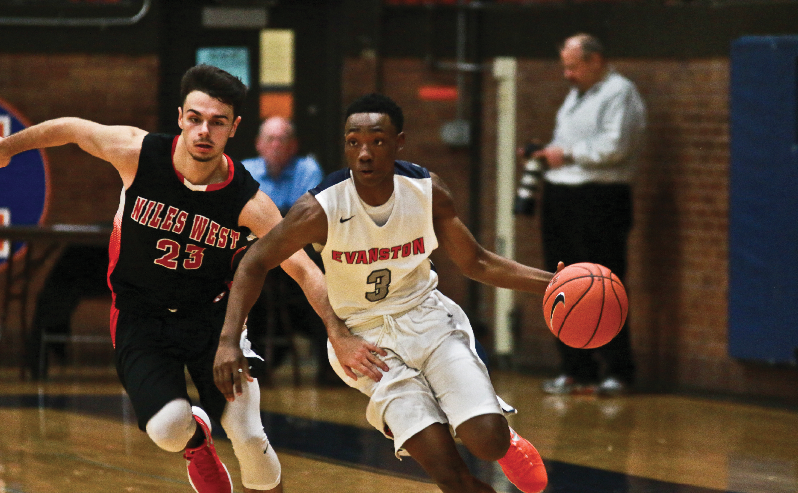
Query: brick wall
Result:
<box><xmin>0</xmin><ymin>53</ymin><xmax>159</xmax><ymax>224</ymax></box>
<box><xmin>2</xmin><ymin>50</ymin><xmax>795</xmax><ymax>400</ymax></box>
<box><xmin>344</xmin><ymin>56</ymin><xmax>798</xmax><ymax>401</ymax></box>
<box><xmin>0</xmin><ymin>53</ymin><xmax>159</xmax><ymax>365</ymax></box>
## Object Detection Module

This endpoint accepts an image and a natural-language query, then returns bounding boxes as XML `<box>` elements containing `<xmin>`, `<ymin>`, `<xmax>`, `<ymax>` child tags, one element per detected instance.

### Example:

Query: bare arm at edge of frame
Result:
<box><xmin>0</xmin><ymin>117</ymin><xmax>144</xmax><ymax>188</ymax></box>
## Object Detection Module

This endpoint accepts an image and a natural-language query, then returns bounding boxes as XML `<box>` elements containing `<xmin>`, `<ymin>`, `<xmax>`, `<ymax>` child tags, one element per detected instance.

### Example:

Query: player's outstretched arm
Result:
<box><xmin>214</xmin><ymin>190</ymin><xmax>293</xmax><ymax>400</ymax></box>
<box><xmin>431</xmin><ymin>172</ymin><xmax>559</xmax><ymax>295</ymax></box>
<box><xmin>0</xmin><ymin>117</ymin><xmax>144</xmax><ymax>187</ymax></box>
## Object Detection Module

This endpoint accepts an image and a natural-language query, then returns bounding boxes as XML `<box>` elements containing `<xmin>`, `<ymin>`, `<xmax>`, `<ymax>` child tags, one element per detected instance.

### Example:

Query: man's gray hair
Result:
<box><xmin>562</xmin><ymin>33</ymin><xmax>605</xmax><ymax>60</ymax></box>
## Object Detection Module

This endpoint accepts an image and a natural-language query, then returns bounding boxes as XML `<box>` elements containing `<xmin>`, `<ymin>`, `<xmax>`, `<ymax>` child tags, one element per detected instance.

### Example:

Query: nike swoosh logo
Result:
<box><xmin>340</xmin><ymin>215</ymin><xmax>355</xmax><ymax>223</ymax></box>
<box><xmin>549</xmin><ymin>292</ymin><xmax>566</xmax><ymax>328</ymax></box>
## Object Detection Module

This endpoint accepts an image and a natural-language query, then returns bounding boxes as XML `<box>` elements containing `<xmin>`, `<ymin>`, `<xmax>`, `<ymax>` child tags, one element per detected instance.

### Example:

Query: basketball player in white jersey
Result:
<box><xmin>214</xmin><ymin>93</ymin><xmax>560</xmax><ymax>493</ymax></box>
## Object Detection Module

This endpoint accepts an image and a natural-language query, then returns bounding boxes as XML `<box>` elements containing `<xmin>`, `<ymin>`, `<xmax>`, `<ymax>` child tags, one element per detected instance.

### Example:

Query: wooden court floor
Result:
<box><xmin>0</xmin><ymin>364</ymin><xmax>796</xmax><ymax>493</ymax></box>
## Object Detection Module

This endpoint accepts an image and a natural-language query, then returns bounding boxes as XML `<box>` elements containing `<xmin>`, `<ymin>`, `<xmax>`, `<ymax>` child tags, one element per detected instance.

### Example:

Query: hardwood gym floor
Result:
<box><xmin>0</xmin><ymin>365</ymin><xmax>795</xmax><ymax>493</ymax></box>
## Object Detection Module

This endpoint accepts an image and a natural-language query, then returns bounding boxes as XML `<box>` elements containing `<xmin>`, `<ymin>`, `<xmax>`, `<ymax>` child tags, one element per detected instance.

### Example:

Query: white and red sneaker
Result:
<box><xmin>497</xmin><ymin>427</ymin><xmax>548</xmax><ymax>493</ymax></box>
<box><xmin>183</xmin><ymin>407</ymin><xmax>233</xmax><ymax>493</ymax></box>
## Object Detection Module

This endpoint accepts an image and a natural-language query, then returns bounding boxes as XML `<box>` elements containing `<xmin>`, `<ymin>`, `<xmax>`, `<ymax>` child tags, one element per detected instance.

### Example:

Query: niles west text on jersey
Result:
<box><xmin>331</xmin><ymin>237</ymin><xmax>426</xmax><ymax>265</ymax></box>
<box><xmin>130</xmin><ymin>196</ymin><xmax>242</xmax><ymax>250</ymax></box>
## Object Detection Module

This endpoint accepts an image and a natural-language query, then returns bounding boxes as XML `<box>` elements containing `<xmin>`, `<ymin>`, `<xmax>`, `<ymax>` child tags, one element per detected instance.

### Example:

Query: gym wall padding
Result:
<box><xmin>729</xmin><ymin>36</ymin><xmax>798</xmax><ymax>365</ymax></box>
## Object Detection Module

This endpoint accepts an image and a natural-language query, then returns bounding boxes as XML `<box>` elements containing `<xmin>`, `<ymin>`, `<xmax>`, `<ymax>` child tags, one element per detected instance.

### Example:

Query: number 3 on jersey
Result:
<box><xmin>154</xmin><ymin>238</ymin><xmax>205</xmax><ymax>270</ymax></box>
<box><xmin>366</xmin><ymin>268</ymin><xmax>391</xmax><ymax>302</ymax></box>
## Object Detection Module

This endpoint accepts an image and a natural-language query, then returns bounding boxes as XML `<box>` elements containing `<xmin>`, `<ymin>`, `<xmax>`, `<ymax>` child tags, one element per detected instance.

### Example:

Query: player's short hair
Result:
<box><xmin>345</xmin><ymin>93</ymin><xmax>404</xmax><ymax>133</ymax></box>
<box><xmin>561</xmin><ymin>33</ymin><xmax>605</xmax><ymax>61</ymax></box>
<box><xmin>180</xmin><ymin>64</ymin><xmax>248</xmax><ymax>117</ymax></box>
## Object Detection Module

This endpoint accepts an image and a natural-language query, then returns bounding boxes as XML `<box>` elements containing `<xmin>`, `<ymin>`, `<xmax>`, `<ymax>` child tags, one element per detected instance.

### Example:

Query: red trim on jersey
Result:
<box><xmin>170</xmin><ymin>136</ymin><xmax>235</xmax><ymax>191</ymax></box>
<box><xmin>107</xmin><ymin>198</ymin><xmax>124</xmax><ymax>346</ymax></box>
<box><xmin>230</xmin><ymin>244</ymin><xmax>249</xmax><ymax>270</ymax></box>
<box><xmin>207</xmin><ymin>155</ymin><xmax>235</xmax><ymax>191</ymax></box>
<box><xmin>109</xmin><ymin>302</ymin><xmax>120</xmax><ymax>348</ymax></box>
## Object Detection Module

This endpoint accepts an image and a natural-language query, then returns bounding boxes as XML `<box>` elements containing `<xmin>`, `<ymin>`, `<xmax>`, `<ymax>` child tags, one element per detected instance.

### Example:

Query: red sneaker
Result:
<box><xmin>183</xmin><ymin>407</ymin><xmax>233</xmax><ymax>493</ymax></box>
<box><xmin>497</xmin><ymin>427</ymin><xmax>548</xmax><ymax>493</ymax></box>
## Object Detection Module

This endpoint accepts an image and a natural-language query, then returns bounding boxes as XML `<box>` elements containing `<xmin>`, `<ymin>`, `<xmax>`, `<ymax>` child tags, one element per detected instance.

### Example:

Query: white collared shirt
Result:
<box><xmin>545</xmin><ymin>70</ymin><xmax>647</xmax><ymax>186</ymax></box>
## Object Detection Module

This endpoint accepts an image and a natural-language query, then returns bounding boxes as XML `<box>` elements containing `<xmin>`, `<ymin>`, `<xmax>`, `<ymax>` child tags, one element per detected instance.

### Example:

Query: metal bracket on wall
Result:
<box><xmin>0</xmin><ymin>0</ymin><xmax>150</xmax><ymax>27</ymax></box>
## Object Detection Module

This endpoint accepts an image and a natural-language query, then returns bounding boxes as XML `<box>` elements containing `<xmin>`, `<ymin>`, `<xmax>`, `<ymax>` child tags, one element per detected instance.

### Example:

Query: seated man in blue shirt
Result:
<box><xmin>243</xmin><ymin>117</ymin><xmax>323</xmax><ymax>216</ymax></box>
<box><xmin>242</xmin><ymin>117</ymin><xmax>337</xmax><ymax>385</ymax></box>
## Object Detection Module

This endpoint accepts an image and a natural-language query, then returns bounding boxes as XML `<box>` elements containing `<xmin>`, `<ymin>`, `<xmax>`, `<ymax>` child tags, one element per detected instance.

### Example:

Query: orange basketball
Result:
<box><xmin>542</xmin><ymin>262</ymin><xmax>628</xmax><ymax>349</ymax></box>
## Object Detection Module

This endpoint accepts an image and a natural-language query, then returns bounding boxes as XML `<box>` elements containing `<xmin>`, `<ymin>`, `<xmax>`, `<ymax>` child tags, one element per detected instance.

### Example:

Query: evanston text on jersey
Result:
<box><xmin>331</xmin><ymin>237</ymin><xmax>426</xmax><ymax>264</ymax></box>
<box><xmin>130</xmin><ymin>196</ymin><xmax>243</xmax><ymax>249</ymax></box>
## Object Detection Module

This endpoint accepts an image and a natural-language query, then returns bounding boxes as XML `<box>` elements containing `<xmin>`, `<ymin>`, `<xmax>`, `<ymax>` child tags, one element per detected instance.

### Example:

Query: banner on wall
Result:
<box><xmin>0</xmin><ymin>99</ymin><xmax>49</xmax><ymax>264</ymax></box>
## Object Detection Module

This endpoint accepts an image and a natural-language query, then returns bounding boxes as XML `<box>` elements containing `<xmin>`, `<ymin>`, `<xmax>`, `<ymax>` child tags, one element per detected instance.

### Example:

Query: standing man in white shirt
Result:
<box><xmin>533</xmin><ymin>33</ymin><xmax>647</xmax><ymax>396</ymax></box>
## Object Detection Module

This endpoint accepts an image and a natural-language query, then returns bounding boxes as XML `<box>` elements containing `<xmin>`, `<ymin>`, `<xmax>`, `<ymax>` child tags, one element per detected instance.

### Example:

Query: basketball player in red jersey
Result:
<box><xmin>0</xmin><ymin>65</ymin><xmax>370</xmax><ymax>493</ymax></box>
<box><xmin>215</xmin><ymin>93</ymin><xmax>563</xmax><ymax>493</ymax></box>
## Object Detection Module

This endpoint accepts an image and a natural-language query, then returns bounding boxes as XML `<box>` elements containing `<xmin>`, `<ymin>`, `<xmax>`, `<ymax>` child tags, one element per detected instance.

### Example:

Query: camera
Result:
<box><xmin>513</xmin><ymin>143</ymin><xmax>546</xmax><ymax>216</ymax></box>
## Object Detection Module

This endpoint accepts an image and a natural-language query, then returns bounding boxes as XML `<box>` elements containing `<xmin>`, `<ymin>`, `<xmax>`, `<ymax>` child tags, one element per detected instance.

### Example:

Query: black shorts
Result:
<box><xmin>113</xmin><ymin>301</ymin><xmax>228</xmax><ymax>431</ymax></box>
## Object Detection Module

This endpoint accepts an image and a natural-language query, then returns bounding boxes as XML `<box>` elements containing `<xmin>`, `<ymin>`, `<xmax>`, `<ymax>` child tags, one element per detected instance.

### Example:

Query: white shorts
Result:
<box><xmin>327</xmin><ymin>290</ymin><xmax>504</xmax><ymax>457</ymax></box>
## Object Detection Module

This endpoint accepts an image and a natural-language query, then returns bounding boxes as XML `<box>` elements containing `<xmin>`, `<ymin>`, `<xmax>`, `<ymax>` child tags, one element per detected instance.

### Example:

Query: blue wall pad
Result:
<box><xmin>729</xmin><ymin>36</ymin><xmax>798</xmax><ymax>364</ymax></box>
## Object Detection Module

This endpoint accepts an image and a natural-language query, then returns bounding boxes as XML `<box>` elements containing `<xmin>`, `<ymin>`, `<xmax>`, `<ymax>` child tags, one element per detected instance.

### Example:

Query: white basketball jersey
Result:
<box><xmin>311</xmin><ymin>161</ymin><xmax>439</xmax><ymax>323</ymax></box>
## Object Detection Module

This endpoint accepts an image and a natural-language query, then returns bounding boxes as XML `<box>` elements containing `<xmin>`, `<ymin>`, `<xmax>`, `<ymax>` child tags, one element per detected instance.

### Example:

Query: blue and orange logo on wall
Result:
<box><xmin>0</xmin><ymin>98</ymin><xmax>50</xmax><ymax>266</ymax></box>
